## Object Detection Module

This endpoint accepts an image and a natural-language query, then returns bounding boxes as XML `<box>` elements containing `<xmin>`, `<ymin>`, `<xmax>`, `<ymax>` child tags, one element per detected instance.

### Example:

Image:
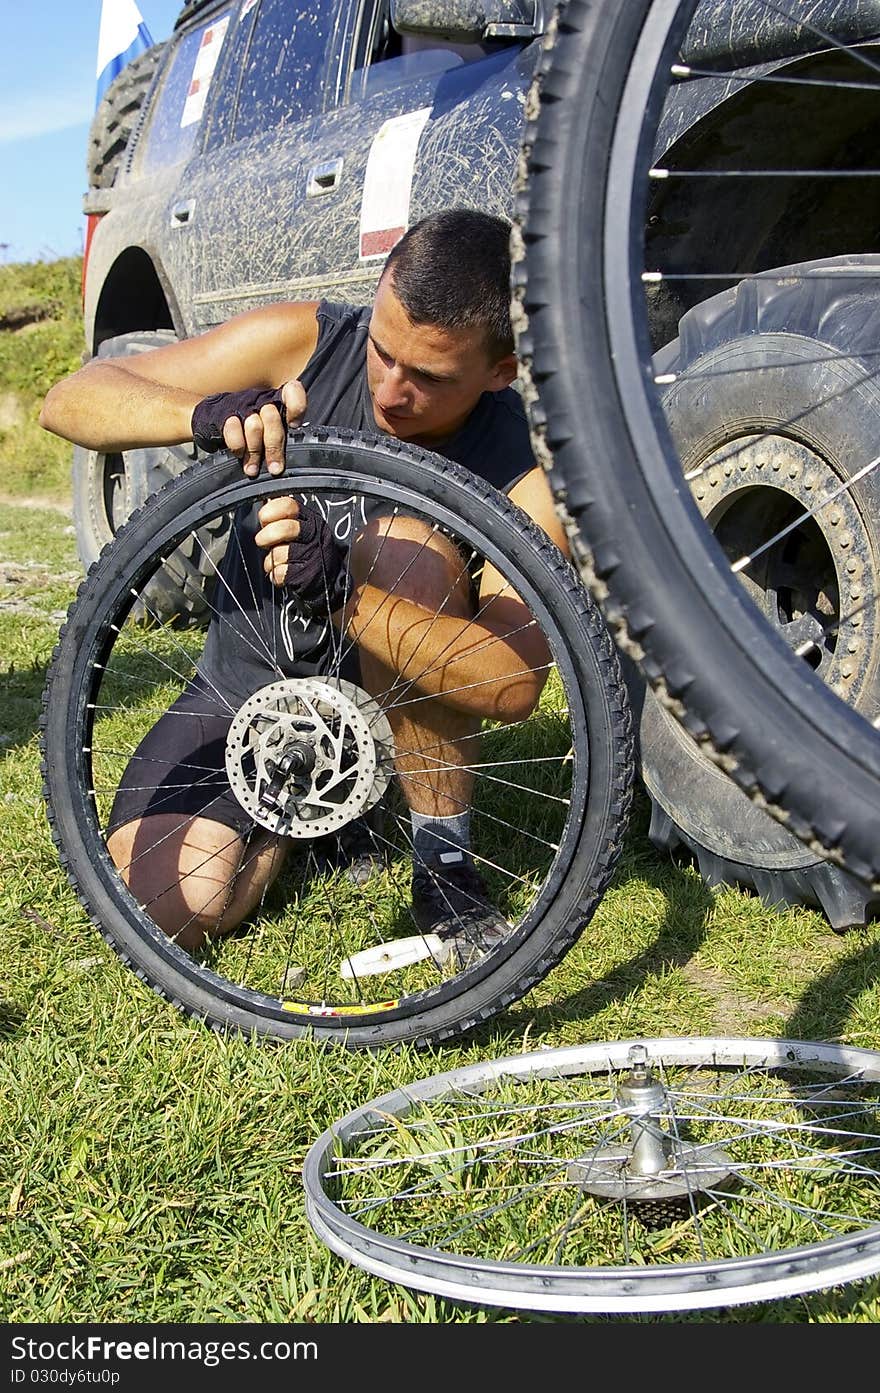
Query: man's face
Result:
<box><xmin>365</xmin><ymin>272</ymin><xmax>516</xmax><ymax>444</ymax></box>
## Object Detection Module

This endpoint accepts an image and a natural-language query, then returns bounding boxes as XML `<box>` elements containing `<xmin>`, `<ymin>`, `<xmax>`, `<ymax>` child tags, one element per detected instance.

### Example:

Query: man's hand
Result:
<box><xmin>255</xmin><ymin>496</ymin><xmax>348</xmax><ymax>608</ymax></box>
<box><xmin>191</xmin><ymin>379</ymin><xmax>307</xmax><ymax>476</ymax></box>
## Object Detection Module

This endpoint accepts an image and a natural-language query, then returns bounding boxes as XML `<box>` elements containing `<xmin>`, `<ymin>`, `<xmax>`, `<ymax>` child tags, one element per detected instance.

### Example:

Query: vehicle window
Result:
<box><xmin>349</xmin><ymin>0</ymin><xmax>504</xmax><ymax>100</ymax></box>
<box><xmin>136</xmin><ymin>11</ymin><xmax>235</xmax><ymax>174</ymax></box>
<box><xmin>200</xmin><ymin>0</ymin><xmax>263</xmax><ymax>151</ymax></box>
<box><xmin>231</xmin><ymin>0</ymin><xmax>337</xmax><ymax>141</ymax></box>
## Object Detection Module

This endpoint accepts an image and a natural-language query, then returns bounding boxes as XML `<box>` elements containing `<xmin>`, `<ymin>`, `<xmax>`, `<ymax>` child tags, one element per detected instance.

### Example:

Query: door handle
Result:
<box><xmin>170</xmin><ymin>200</ymin><xmax>194</xmax><ymax>226</ymax></box>
<box><xmin>306</xmin><ymin>158</ymin><xmax>343</xmax><ymax>197</ymax></box>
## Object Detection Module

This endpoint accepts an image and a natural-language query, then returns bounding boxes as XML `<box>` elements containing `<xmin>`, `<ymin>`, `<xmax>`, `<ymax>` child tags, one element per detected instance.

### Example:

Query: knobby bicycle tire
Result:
<box><xmin>71</xmin><ymin>330</ymin><xmax>229</xmax><ymax>627</ymax></box>
<box><xmin>515</xmin><ymin>0</ymin><xmax>880</xmax><ymax>886</ymax></box>
<box><xmin>40</xmin><ymin>429</ymin><xmax>633</xmax><ymax>1047</ymax></box>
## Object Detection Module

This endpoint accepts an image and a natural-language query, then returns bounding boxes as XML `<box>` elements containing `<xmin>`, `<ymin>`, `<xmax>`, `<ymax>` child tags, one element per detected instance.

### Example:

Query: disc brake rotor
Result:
<box><xmin>224</xmin><ymin>676</ymin><xmax>395</xmax><ymax>837</ymax></box>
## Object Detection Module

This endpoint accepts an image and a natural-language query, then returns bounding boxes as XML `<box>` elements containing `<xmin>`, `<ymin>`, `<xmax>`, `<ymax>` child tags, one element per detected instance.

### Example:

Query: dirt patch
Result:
<box><xmin>0</xmin><ymin>303</ymin><xmax>55</xmax><ymax>332</ymax></box>
<box><xmin>0</xmin><ymin>559</ymin><xmax>81</xmax><ymax>623</ymax></box>
<box><xmin>0</xmin><ymin>560</ymin><xmax>79</xmax><ymax>583</ymax></box>
<box><xmin>680</xmin><ymin>960</ymin><xmax>790</xmax><ymax>1032</ymax></box>
<box><xmin>0</xmin><ymin>491</ymin><xmax>73</xmax><ymax>517</ymax></box>
<box><xmin>0</xmin><ymin>393</ymin><xmax>25</xmax><ymax>433</ymax></box>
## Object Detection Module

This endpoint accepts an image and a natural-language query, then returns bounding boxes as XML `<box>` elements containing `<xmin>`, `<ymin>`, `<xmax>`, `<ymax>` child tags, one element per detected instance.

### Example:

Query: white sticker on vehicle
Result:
<box><xmin>359</xmin><ymin>107</ymin><xmax>432</xmax><ymax>261</ymax></box>
<box><xmin>181</xmin><ymin>15</ymin><xmax>231</xmax><ymax>128</ymax></box>
<box><xmin>240</xmin><ymin>0</ymin><xmax>259</xmax><ymax>16</ymax></box>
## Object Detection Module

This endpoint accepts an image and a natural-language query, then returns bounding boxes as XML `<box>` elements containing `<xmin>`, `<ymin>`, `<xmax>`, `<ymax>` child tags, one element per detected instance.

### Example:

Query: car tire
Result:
<box><xmin>87</xmin><ymin>42</ymin><xmax>164</xmax><ymax>189</ymax></box>
<box><xmin>71</xmin><ymin>330</ymin><xmax>229</xmax><ymax>627</ymax></box>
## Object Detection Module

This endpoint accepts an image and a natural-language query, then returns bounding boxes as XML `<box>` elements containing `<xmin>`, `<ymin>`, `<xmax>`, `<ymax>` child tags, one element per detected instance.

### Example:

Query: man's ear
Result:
<box><xmin>487</xmin><ymin>353</ymin><xmax>518</xmax><ymax>391</ymax></box>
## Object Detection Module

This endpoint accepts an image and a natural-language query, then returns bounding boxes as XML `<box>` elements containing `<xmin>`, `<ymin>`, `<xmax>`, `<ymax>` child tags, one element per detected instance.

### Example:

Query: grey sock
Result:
<box><xmin>411</xmin><ymin>810</ymin><xmax>471</xmax><ymax>866</ymax></box>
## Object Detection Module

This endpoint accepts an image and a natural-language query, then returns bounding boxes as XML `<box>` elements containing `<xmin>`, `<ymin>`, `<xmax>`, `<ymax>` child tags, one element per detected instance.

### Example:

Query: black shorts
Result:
<box><xmin>108</xmin><ymin>680</ymin><xmax>255</xmax><ymax>837</ymax></box>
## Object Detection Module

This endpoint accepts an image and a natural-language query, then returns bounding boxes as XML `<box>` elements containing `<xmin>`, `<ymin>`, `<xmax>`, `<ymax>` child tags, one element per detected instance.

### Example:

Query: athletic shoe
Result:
<box><xmin>410</xmin><ymin>852</ymin><xmax>511</xmax><ymax>966</ymax></box>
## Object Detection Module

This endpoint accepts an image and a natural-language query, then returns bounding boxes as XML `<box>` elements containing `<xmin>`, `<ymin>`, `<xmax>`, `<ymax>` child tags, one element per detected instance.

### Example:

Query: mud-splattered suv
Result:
<box><xmin>76</xmin><ymin>0</ymin><xmax>545</xmax><ymax>586</ymax></box>
<box><xmin>75</xmin><ymin>0</ymin><xmax>880</xmax><ymax>929</ymax></box>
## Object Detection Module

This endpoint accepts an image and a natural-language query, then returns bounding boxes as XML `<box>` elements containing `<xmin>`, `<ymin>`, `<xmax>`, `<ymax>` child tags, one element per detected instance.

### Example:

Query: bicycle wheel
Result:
<box><xmin>515</xmin><ymin>0</ymin><xmax>880</xmax><ymax>886</ymax></box>
<box><xmin>303</xmin><ymin>1035</ymin><xmax>880</xmax><ymax>1313</ymax></box>
<box><xmin>40</xmin><ymin>429</ymin><xmax>632</xmax><ymax>1048</ymax></box>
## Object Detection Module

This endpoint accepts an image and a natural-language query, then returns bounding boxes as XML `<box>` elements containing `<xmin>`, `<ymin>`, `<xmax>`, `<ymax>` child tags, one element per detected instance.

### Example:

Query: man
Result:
<box><xmin>41</xmin><ymin>208</ymin><xmax>567</xmax><ymax>957</ymax></box>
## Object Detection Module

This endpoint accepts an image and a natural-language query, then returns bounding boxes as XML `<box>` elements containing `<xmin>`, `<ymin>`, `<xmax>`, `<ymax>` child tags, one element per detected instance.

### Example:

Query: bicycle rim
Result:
<box><xmin>516</xmin><ymin>0</ymin><xmax>880</xmax><ymax>884</ymax></box>
<box><xmin>304</xmin><ymin>1035</ymin><xmax>880</xmax><ymax>1312</ymax></box>
<box><xmin>41</xmin><ymin>430</ymin><xmax>632</xmax><ymax>1046</ymax></box>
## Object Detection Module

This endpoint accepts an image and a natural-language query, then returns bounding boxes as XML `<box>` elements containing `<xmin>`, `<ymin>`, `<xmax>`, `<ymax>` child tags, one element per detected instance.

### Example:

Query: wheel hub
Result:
<box><xmin>225</xmin><ymin>677</ymin><xmax>395</xmax><ymax>837</ymax></box>
<box><xmin>568</xmin><ymin>1046</ymin><xmax>734</xmax><ymax>1226</ymax></box>
<box><xmin>690</xmin><ymin>434</ymin><xmax>875</xmax><ymax>702</ymax></box>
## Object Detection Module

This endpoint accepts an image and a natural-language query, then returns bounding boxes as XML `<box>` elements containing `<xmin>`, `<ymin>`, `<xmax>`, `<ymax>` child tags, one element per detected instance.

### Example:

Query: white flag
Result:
<box><xmin>95</xmin><ymin>0</ymin><xmax>155</xmax><ymax>107</ymax></box>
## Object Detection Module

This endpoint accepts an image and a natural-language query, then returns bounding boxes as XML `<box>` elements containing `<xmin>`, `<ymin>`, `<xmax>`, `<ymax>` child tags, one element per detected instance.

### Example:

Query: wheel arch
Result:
<box><xmin>91</xmin><ymin>246</ymin><xmax>181</xmax><ymax>354</ymax></box>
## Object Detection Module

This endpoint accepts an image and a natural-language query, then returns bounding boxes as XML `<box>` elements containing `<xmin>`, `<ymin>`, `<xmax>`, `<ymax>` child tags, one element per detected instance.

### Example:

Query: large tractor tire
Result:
<box><xmin>640</xmin><ymin>257</ymin><xmax>880</xmax><ymax>931</ymax></box>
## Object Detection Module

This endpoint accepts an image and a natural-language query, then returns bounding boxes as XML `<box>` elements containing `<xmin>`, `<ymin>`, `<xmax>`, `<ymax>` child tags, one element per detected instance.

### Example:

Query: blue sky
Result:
<box><xmin>1</xmin><ymin>3</ymin><xmax>184</xmax><ymax>264</ymax></box>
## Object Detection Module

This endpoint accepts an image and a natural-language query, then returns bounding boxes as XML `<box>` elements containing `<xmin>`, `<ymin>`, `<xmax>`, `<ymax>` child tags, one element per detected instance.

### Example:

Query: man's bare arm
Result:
<box><xmin>254</xmin><ymin>469</ymin><xmax>568</xmax><ymax>724</ymax></box>
<box><xmin>39</xmin><ymin>300</ymin><xmax>321</xmax><ymax>469</ymax></box>
<box><xmin>502</xmin><ymin>466</ymin><xmax>569</xmax><ymax>559</ymax></box>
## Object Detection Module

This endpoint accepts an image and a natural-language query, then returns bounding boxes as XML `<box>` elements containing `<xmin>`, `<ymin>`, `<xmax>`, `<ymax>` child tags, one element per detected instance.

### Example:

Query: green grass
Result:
<box><xmin>2</xmin><ymin>264</ymin><xmax>880</xmax><ymax>1325</ymax></box>
<box><xmin>0</xmin><ymin>257</ymin><xmax>85</xmax><ymax>503</ymax></box>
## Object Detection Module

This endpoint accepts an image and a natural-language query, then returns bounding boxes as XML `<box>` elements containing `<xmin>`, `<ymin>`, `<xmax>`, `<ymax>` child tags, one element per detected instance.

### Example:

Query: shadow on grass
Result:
<box><xmin>463</xmin><ymin>781</ymin><xmax>880</xmax><ymax>1055</ymax></box>
<box><xmin>0</xmin><ymin>656</ymin><xmax>51</xmax><ymax>753</ymax></box>
<box><xmin>0</xmin><ymin>999</ymin><xmax>27</xmax><ymax>1037</ymax></box>
<box><xmin>469</xmin><ymin>856</ymin><xmax>880</xmax><ymax>1054</ymax></box>
<box><xmin>784</xmin><ymin>929</ymin><xmax>880</xmax><ymax>1043</ymax></box>
<box><xmin>463</xmin><ymin>792</ymin><xmax>718</xmax><ymax>1049</ymax></box>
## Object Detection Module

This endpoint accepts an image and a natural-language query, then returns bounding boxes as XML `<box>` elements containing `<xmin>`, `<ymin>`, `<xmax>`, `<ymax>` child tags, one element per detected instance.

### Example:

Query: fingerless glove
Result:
<box><xmin>191</xmin><ymin>387</ymin><xmax>287</xmax><ymax>453</ymax></box>
<box><xmin>280</xmin><ymin>503</ymin><xmax>349</xmax><ymax>612</ymax></box>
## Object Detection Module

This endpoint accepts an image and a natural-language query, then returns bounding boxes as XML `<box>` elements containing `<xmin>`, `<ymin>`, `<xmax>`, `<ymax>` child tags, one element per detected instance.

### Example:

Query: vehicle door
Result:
<box><xmin>154</xmin><ymin>0</ymin><xmax>538</xmax><ymax>329</ymax></box>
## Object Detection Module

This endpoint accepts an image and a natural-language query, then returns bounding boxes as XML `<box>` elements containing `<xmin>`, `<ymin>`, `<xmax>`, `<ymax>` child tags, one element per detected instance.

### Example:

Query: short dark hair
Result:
<box><xmin>380</xmin><ymin>208</ymin><xmax>515</xmax><ymax>360</ymax></box>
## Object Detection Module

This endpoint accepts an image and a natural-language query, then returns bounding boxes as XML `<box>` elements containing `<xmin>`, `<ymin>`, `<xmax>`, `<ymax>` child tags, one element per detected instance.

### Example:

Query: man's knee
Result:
<box><xmin>107</xmin><ymin>814</ymin><xmax>283</xmax><ymax>949</ymax></box>
<box><xmin>350</xmin><ymin>513</ymin><xmax>473</xmax><ymax>615</ymax></box>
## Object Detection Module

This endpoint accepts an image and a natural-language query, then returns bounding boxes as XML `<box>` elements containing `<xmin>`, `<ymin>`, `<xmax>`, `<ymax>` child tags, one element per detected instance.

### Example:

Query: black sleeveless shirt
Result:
<box><xmin>197</xmin><ymin>301</ymin><xmax>536</xmax><ymax>707</ymax></box>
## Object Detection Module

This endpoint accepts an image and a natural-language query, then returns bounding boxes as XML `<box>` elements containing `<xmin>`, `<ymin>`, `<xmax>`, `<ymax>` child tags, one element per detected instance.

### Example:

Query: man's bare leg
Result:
<box><xmin>349</xmin><ymin>515</ymin><xmax>512</xmax><ymax>949</ymax></box>
<box><xmin>107</xmin><ymin>814</ymin><xmax>288</xmax><ymax>951</ymax></box>
<box><xmin>350</xmin><ymin>515</ymin><xmax>480</xmax><ymax>821</ymax></box>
